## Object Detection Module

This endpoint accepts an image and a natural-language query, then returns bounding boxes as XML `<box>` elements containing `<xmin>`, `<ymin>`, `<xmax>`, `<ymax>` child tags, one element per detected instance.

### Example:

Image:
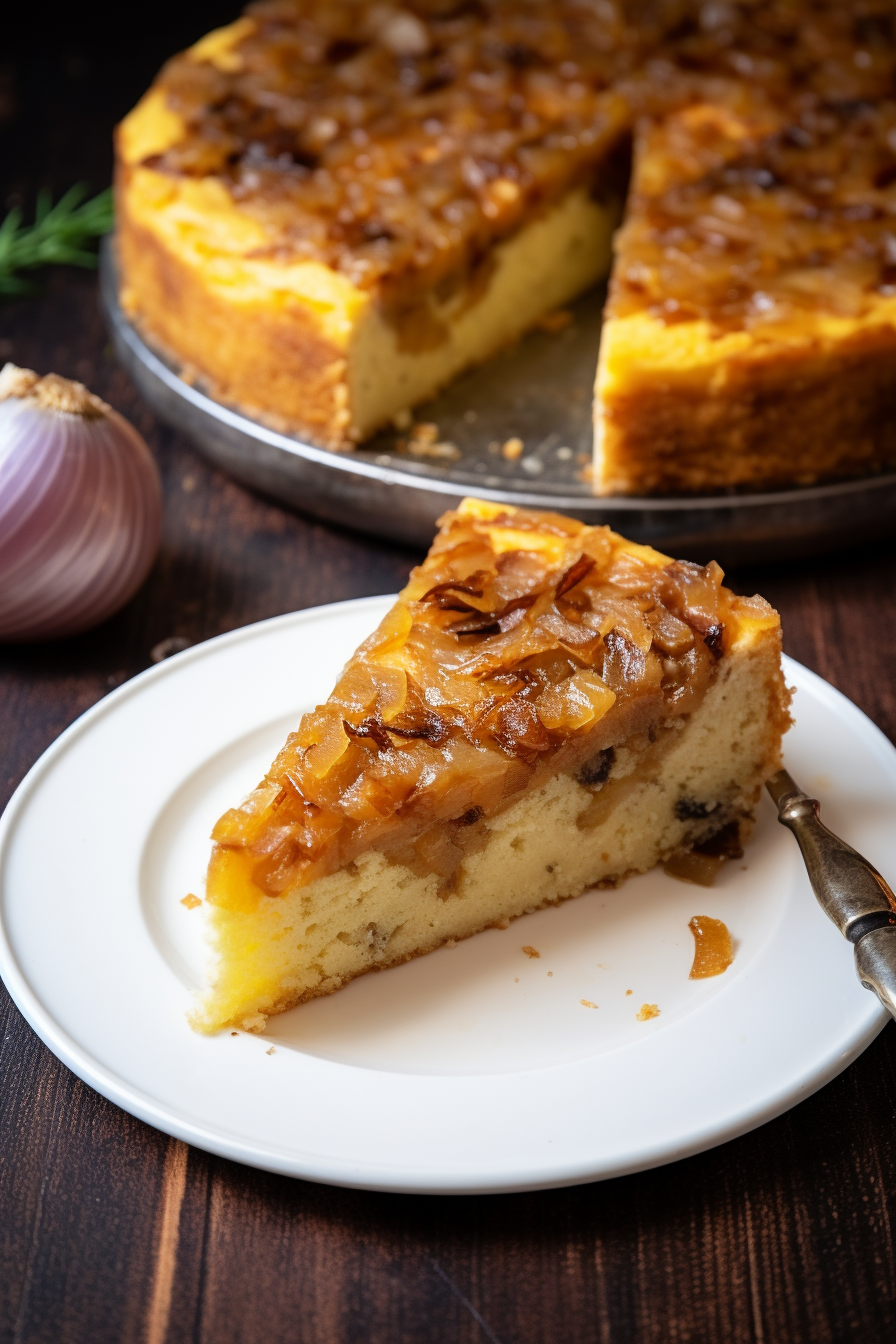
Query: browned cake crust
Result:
<box><xmin>116</xmin><ymin>204</ymin><xmax>351</xmax><ymax>445</ymax></box>
<box><xmin>597</xmin><ymin>304</ymin><xmax>896</xmax><ymax>495</ymax></box>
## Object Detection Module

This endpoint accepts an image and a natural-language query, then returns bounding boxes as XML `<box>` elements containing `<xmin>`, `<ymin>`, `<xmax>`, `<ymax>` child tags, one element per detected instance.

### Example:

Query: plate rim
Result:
<box><xmin>0</xmin><ymin>598</ymin><xmax>891</xmax><ymax>1194</ymax></box>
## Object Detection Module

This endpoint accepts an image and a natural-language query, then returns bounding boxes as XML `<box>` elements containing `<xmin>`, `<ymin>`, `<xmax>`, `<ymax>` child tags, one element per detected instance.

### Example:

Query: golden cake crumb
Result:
<box><xmin>580</xmin><ymin>999</ymin><xmax>598</xmax><ymax>1009</ymax></box>
<box><xmin>266</xmin><ymin>1046</ymin><xmax>276</xmax><ymax>1055</ymax></box>
<box><xmin>181</xmin><ymin>893</ymin><xmax>202</xmax><ymax>909</ymax></box>
<box><xmin>410</xmin><ymin>422</ymin><xmax>438</xmax><ymax>446</ymax></box>
<box><xmin>522</xmin><ymin>946</ymin><xmax>540</xmax><ymax>959</ymax></box>
<box><xmin>637</xmin><ymin>1003</ymin><xmax>660</xmax><ymax>1021</ymax></box>
<box><xmin>406</xmin><ymin>438</ymin><xmax>461</xmax><ymax>462</ymax></box>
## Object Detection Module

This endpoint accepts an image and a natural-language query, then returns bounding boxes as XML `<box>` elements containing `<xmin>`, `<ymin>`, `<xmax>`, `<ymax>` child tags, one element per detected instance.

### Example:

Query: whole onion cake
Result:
<box><xmin>116</xmin><ymin>1</ymin><xmax>896</xmax><ymax>493</ymax></box>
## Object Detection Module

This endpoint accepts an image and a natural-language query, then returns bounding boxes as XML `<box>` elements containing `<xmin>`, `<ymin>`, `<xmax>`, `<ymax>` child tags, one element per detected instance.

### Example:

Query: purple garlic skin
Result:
<box><xmin>0</xmin><ymin>364</ymin><xmax>162</xmax><ymax>641</ymax></box>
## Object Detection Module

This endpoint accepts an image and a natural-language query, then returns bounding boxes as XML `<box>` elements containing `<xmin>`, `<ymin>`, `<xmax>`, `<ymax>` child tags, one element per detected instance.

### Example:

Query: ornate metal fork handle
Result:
<box><xmin>767</xmin><ymin>769</ymin><xmax>896</xmax><ymax>1019</ymax></box>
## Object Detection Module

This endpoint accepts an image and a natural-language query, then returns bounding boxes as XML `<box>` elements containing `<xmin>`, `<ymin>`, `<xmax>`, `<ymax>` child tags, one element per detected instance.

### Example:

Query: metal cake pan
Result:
<box><xmin>101</xmin><ymin>241</ymin><xmax>896</xmax><ymax>564</ymax></box>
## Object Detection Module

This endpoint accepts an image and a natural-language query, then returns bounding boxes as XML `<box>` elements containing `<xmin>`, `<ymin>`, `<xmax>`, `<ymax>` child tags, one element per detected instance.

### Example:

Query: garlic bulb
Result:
<box><xmin>0</xmin><ymin>364</ymin><xmax>162</xmax><ymax>642</ymax></box>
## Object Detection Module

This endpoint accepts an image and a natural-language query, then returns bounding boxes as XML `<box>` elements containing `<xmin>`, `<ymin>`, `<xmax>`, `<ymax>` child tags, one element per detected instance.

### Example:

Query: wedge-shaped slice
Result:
<box><xmin>194</xmin><ymin>498</ymin><xmax>790</xmax><ymax>1032</ymax></box>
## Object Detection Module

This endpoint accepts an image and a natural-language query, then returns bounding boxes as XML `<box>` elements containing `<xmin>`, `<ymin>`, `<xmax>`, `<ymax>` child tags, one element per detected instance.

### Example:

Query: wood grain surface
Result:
<box><xmin>3</xmin><ymin>9</ymin><xmax>896</xmax><ymax>1341</ymax></box>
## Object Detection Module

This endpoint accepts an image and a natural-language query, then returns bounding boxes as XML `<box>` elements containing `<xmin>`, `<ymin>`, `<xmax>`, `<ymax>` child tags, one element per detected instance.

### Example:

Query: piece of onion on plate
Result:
<box><xmin>0</xmin><ymin>363</ymin><xmax>162</xmax><ymax>641</ymax></box>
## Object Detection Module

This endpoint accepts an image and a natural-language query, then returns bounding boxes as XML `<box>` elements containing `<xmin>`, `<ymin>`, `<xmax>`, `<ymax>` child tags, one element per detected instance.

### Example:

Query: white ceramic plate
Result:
<box><xmin>0</xmin><ymin>598</ymin><xmax>892</xmax><ymax>1194</ymax></box>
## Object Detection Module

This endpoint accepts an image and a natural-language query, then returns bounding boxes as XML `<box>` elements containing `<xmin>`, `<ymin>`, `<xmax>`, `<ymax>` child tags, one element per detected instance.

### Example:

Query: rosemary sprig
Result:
<box><xmin>0</xmin><ymin>184</ymin><xmax>114</xmax><ymax>296</ymax></box>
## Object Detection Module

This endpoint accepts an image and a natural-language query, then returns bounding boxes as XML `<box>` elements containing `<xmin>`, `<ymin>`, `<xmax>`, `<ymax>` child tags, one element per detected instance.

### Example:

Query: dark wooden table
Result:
<box><xmin>4</xmin><ymin>11</ymin><xmax>896</xmax><ymax>1342</ymax></box>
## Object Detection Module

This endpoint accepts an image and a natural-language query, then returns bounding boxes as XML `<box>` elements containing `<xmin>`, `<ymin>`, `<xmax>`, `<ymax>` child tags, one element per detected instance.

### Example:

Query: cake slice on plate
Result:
<box><xmin>193</xmin><ymin>498</ymin><xmax>790</xmax><ymax>1033</ymax></box>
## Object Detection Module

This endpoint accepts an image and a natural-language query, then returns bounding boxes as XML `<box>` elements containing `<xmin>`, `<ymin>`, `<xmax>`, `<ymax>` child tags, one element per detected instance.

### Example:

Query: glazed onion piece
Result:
<box><xmin>0</xmin><ymin>364</ymin><xmax>162</xmax><ymax>641</ymax></box>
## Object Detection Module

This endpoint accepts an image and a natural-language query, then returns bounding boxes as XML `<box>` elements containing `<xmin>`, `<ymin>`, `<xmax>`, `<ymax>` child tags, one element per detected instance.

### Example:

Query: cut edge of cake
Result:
<box><xmin>592</xmin><ymin>300</ymin><xmax>896</xmax><ymax>494</ymax></box>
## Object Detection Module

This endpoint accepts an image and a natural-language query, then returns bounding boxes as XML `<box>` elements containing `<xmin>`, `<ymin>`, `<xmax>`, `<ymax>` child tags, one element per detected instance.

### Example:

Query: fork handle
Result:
<box><xmin>767</xmin><ymin>769</ymin><xmax>896</xmax><ymax>1019</ymax></box>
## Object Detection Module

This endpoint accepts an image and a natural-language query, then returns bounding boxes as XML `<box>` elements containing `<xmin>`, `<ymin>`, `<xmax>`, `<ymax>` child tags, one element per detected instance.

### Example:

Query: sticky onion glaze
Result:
<box><xmin>0</xmin><ymin>364</ymin><xmax>162</xmax><ymax>641</ymax></box>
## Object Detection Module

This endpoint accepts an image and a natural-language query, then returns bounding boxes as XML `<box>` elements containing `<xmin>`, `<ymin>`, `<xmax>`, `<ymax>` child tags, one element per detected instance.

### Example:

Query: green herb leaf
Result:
<box><xmin>0</xmin><ymin>185</ymin><xmax>114</xmax><ymax>297</ymax></box>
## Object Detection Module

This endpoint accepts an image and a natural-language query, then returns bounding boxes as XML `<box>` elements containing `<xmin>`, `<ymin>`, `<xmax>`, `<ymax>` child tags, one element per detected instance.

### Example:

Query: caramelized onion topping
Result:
<box><xmin>421</xmin><ymin>574</ymin><xmax>489</xmax><ymax>609</ymax></box>
<box><xmin>448</xmin><ymin>593</ymin><xmax>536</xmax><ymax>636</ymax></box>
<box><xmin>144</xmin><ymin>2</ymin><xmax>896</xmax><ymax>327</ymax></box>
<box><xmin>343</xmin><ymin>718</ymin><xmax>393</xmax><ymax>752</ymax></box>
<box><xmin>556</xmin><ymin>554</ymin><xmax>596</xmax><ymax>598</ymax></box>
<box><xmin>209</xmin><ymin>501</ymin><xmax>768</xmax><ymax>897</ymax></box>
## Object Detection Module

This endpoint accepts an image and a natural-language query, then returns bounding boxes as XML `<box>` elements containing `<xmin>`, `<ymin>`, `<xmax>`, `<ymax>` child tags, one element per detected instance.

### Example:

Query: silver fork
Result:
<box><xmin>767</xmin><ymin>769</ymin><xmax>896</xmax><ymax>1019</ymax></box>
